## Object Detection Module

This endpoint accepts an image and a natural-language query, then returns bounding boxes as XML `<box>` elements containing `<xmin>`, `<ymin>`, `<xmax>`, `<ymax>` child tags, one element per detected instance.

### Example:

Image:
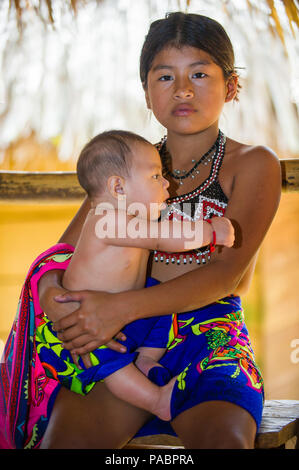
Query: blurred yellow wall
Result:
<box><xmin>0</xmin><ymin>193</ymin><xmax>298</xmax><ymax>400</ymax></box>
<box><xmin>0</xmin><ymin>201</ymin><xmax>80</xmax><ymax>340</ymax></box>
<box><xmin>242</xmin><ymin>192</ymin><xmax>299</xmax><ymax>400</ymax></box>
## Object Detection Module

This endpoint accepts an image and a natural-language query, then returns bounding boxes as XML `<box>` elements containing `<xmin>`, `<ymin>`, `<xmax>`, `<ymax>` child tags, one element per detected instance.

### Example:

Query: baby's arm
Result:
<box><xmin>95</xmin><ymin>208</ymin><xmax>234</xmax><ymax>252</ymax></box>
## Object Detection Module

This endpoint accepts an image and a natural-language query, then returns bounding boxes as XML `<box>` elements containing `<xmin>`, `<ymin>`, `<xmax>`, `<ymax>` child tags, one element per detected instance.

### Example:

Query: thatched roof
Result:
<box><xmin>1</xmin><ymin>0</ymin><xmax>299</xmax><ymax>168</ymax></box>
<box><xmin>8</xmin><ymin>0</ymin><xmax>299</xmax><ymax>42</ymax></box>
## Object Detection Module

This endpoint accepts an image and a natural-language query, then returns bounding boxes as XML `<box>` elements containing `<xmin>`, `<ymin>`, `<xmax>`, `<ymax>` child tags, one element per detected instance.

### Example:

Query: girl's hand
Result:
<box><xmin>52</xmin><ymin>290</ymin><xmax>128</xmax><ymax>355</ymax></box>
<box><xmin>71</xmin><ymin>331</ymin><xmax>128</xmax><ymax>369</ymax></box>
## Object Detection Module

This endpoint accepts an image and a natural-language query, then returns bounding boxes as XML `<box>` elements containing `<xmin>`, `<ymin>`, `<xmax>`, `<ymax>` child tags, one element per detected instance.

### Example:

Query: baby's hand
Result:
<box><xmin>211</xmin><ymin>217</ymin><xmax>235</xmax><ymax>248</ymax></box>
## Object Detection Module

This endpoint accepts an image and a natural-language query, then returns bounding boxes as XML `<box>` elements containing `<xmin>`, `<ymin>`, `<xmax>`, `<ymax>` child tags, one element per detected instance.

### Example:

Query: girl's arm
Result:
<box><xmin>58</xmin><ymin>196</ymin><xmax>91</xmax><ymax>245</ymax></box>
<box><xmin>53</xmin><ymin>146</ymin><xmax>281</xmax><ymax>355</ymax></box>
<box><xmin>38</xmin><ymin>269</ymin><xmax>74</xmax><ymax>322</ymax></box>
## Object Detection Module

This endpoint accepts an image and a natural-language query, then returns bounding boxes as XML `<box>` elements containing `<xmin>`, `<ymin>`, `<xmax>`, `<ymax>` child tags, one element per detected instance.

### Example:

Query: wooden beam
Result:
<box><xmin>280</xmin><ymin>159</ymin><xmax>299</xmax><ymax>192</ymax></box>
<box><xmin>0</xmin><ymin>159</ymin><xmax>298</xmax><ymax>201</ymax></box>
<box><xmin>0</xmin><ymin>170</ymin><xmax>84</xmax><ymax>201</ymax></box>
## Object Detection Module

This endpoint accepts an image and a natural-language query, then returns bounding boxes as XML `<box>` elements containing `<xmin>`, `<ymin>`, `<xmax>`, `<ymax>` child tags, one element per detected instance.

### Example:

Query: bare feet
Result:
<box><xmin>134</xmin><ymin>353</ymin><xmax>177</xmax><ymax>421</ymax></box>
<box><xmin>135</xmin><ymin>354</ymin><xmax>165</xmax><ymax>376</ymax></box>
<box><xmin>152</xmin><ymin>375</ymin><xmax>178</xmax><ymax>421</ymax></box>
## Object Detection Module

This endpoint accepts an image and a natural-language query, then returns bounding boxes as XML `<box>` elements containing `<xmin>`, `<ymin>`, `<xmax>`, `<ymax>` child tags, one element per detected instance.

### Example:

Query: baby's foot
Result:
<box><xmin>135</xmin><ymin>354</ymin><xmax>165</xmax><ymax>377</ymax></box>
<box><xmin>152</xmin><ymin>375</ymin><xmax>177</xmax><ymax>422</ymax></box>
<box><xmin>148</xmin><ymin>366</ymin><xmax>172</xmax><ymax>386</ymax></box>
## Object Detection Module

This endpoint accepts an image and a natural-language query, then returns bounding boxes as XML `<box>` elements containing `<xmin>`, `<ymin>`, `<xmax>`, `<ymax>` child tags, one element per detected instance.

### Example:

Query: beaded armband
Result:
<box><xmin>206</xmin><ymin>218</ymin><xmax>216</xmax><ymax>253</ymax></box>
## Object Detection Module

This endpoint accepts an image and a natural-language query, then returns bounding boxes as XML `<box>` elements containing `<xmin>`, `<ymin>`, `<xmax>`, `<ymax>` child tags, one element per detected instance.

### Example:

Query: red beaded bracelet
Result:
<box><xmin>207</xmin><ymin>218</ymin><xmax>216</xmax><ymax>253</ymax></box>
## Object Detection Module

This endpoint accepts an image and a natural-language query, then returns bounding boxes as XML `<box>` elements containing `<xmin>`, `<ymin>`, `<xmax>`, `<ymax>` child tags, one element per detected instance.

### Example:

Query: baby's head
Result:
<box><xmin>77</xmin><ymin>130</ymin><xmax>169</xmax><ymax>216</ymax></box>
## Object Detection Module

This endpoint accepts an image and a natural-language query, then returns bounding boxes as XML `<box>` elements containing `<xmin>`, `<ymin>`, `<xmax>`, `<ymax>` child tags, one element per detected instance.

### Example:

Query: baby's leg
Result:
<box><xmin>104</xmin><ymin>362</ymin><xmax>177</xmax><ymax>421</ymax></box>
<box><xmin>135</xmin><ymin>346</ymin><xmax>166</xmax><ymax>377</ymax></box>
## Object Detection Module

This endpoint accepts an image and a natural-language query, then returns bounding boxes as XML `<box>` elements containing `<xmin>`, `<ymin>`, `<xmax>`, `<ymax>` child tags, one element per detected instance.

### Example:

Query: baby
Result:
<box><xmin>54</xmin><ymin>130</ymin><xmax>235</xmax><ymax>420</ymax></box>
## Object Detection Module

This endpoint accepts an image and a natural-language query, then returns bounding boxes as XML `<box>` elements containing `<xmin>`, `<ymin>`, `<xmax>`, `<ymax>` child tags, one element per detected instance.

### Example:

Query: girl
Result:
<box><xmin>0</xmin><ymin>12</ymin><xmax>281</xmax><ymax>449</ymax></box>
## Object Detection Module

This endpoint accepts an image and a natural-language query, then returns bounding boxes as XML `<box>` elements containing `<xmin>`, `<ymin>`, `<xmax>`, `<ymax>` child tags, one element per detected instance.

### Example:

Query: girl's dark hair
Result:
<box><xmin>140</xmin><ymin>12</ymin><xmax>239</xmax><ymax>94</ymax></box>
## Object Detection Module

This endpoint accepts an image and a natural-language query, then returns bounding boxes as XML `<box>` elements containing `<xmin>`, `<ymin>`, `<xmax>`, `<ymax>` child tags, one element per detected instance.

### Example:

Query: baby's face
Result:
<box><xmin>125</xmin><ymin>142</ymin><xmax>169</xmax><ymax>220</ymax></box>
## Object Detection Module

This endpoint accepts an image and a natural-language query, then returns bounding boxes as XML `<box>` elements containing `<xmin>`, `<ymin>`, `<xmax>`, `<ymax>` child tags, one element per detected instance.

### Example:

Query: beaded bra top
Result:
<box><xmin>154</xmin><ymin>131</ymin><xmax>228</xmax><ymax>265</ymax></box>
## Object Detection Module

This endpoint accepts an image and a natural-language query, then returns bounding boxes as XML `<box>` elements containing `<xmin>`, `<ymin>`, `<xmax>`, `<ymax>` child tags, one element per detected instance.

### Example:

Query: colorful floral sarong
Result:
<box><xmin>136</xmin><ymin>295</ymin><xmax>264</xmax><ymax>437</ymax></box>
<box><xmin>35</xmin><ymin>277</ymin><xmax>173</xmax><ymax>395</ymax></box>
<box><xmin>0</xmin><ymin>243</ymin><xmax>264</xmax><ymax>448</ymax></box>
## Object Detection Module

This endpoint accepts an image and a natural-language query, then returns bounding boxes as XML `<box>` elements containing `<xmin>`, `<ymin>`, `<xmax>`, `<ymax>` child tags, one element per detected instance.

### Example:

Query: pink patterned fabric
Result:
<box><xmin>0</xmin><ymin>243</ymin><xmax>74</xmax><ymax>449</ymax></box>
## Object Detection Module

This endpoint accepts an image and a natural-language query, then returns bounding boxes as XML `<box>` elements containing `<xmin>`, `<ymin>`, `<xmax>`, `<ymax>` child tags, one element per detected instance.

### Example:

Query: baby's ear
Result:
<box><xmin>107</xmin><ymin>175</ymin><xmax>126</xmax><ymax>199</ymax></box>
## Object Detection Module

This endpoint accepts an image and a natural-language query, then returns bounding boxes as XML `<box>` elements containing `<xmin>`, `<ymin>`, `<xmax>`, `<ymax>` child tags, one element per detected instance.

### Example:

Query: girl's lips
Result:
<box><xmin>172</xmin><ymin>105</ymin><xmax>196</xmax><ymax>116</ymax></box>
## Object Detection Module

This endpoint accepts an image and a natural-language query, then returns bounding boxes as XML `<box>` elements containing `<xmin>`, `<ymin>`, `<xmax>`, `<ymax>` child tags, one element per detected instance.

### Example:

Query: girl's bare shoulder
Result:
<box><xmin>226</xmin><ymin>137</ymin><xmax>281</xmax><ymax>178</ymax></box>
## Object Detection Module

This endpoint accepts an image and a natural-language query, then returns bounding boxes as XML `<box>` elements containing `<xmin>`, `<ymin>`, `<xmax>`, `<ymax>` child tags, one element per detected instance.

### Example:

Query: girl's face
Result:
<box><xmin>144</xmin><ymin>46</ymin><xmax>237</xmax><ymax>136</ymax></box>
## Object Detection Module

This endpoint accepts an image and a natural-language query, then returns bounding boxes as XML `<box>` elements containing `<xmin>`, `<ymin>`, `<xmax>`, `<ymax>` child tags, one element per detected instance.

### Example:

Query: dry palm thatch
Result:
<box><xmin>1</xmin><ymin>0</ymin><xmax>298</xmax><ymax>168</ymax></box>
<box><xmin>10</xmin><ymin>0</ymin><xmax>98</xmax><ymax>29</ymax></box>
<box><xmin>8</xmin><ymin>0</ymin><xmax>299</xmax><ymax>42</ymax></box>
<box><xmin>265</xmin><ymin>0</ymin><xmax>299</xmax><ymax>41</ymax></box>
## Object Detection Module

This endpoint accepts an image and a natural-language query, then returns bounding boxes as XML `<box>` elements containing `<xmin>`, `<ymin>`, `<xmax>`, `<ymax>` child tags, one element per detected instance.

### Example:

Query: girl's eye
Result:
<box><xmin>158</xmin><ymin>75</ymin><xmax>173</xmax><ymax>81</ymax></box>
<box><xmin>153</xmin><ymin>174</ymin><xmax>160</xmax><ymax>179</ymax></box>
<box><xmin>192</xmin><ymin>72</ymin><xmax>206</xmax><ymax>79</ymax></box>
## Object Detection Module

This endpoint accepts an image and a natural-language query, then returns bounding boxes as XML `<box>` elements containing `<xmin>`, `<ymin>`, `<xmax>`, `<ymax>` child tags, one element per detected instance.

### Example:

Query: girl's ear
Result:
<box><xmin>107</xmin><ymin>175</ymin><xmax>126</xmax><ymax>200</ymax></box>
<box><xmin>225</xmin><ymin>74</ymin><xmax>239</xmax><ymax>103</ymax></box>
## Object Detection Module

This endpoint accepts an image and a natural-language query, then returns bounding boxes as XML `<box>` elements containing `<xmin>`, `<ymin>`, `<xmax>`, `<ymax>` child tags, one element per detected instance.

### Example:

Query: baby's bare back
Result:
<box><xmin>63</xmin><ymin>210</ymin><xmax>149</xmax><ymax>293</ymax></box>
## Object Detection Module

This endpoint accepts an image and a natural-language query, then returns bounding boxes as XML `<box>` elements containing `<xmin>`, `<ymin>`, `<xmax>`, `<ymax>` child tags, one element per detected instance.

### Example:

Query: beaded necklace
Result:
<box><xmin>158</xmin><ymin>130</ymin><xmax>221</xmax><ymax>186</ymax></box>
<box><xmin>154</xmin><ymin>130</ymin><xmax>227</xmax><ymax>265</ymax></box>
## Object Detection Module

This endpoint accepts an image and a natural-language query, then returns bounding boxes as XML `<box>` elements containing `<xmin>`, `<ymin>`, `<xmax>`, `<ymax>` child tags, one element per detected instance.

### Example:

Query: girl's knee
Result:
<box><xmin>172</xmin><ymin>400</ymin><xmax>257</xmax><ymax>449</ymax></box>
<box><xmin>201</xmin><ymin>429</ymin><xmax>254</xmax><ymax>449</ymax></box>
<box><xmin>179</xmin><ymin>427</ymin><xmax>254</xmax><ymax>449</ymax></box>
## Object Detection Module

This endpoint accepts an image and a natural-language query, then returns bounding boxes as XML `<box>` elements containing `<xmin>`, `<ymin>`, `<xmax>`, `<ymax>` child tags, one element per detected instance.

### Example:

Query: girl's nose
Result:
<box><xmin>174</xmin><ymin>79</ymin><xmax>194</xmax><ymax>100</ymax></box>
